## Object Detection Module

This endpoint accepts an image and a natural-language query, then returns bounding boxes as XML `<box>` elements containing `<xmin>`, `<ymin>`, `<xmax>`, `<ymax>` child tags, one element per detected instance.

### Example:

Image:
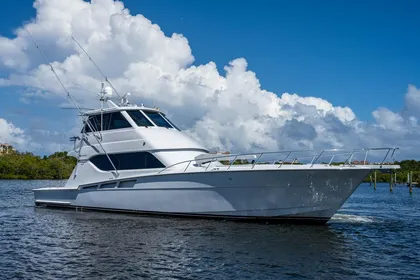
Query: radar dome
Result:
<box><xmin>104</xmin><ymin>86</ymin><xmax>113</xmax><ymax>98</ymax></box>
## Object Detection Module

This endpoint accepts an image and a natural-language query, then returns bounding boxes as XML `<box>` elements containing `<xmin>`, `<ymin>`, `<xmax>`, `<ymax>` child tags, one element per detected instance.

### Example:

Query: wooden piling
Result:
<box><xmin>374</xmin><ymin>171</ymin><xmax>377</xmax><ymax>190</ymax></box>
<box><xmin>390</xmin><ymin>172</ymin><xmax>393</xmax><ymax>192</ymax></box>
<box><xmin>394</xmin><ymin>172</ymin><xmax>397</xmax><ymax>186</ymax></box>
<box><xmin>409</xmin><ymin>171</ymin><xmax>413</xmax><ymax>194</ymax></box>
<box><xmin>370</xmin><ymin>175</ymin><xmax>372</xmax><ymax>186</ymax></box>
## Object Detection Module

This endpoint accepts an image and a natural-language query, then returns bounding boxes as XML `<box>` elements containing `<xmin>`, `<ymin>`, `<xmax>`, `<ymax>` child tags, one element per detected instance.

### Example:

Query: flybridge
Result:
<box><xmin>81</xmin><ymin>83</ymin><xmax>160</xmax><ymax>115</ymax></box>
<box><xmin>79</xmin><ymin>83</ymin><xmax>179</xmax><ymax>131</ymax></box>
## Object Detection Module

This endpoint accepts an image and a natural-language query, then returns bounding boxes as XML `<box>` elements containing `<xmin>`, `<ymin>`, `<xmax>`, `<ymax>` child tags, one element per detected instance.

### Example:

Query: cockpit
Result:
<box><xmin>81</xmin><ymin>109</ymin><xmax>179</xmax><ymax>133</ymax></box>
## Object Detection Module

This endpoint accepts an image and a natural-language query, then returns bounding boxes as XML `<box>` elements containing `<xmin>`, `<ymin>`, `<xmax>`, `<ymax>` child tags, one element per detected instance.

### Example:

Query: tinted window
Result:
<box><xmin>161</xmin><ymin>114</ymin><xmax>180</xmax><ymax>131</ymax></box>
<box><xmin>83</xmin><ymin>112</ymin><xmax>131</xmax><ymax>132</ymax></box>
<box><xmin>126</xmin><ymin>110</ymin><xmax>153</xmax><ymax>127</ymax></box>
<box><xmin>90</xmin><ymin>152</ymin><xmax>165</xmax><ymax>171</ymax></box>
<box><xmin>82</xmin><ymin>185</ymin><xmax>98</xmax><ymax>190</ymax></box>
<box><xmin>143</xmin><ymin>111</ymin><xmax>173</xmax><ymax>128</ymax></box>
<box><xmin>118</xmin><ymin>180</ymin><xmax>136</xmax><ymax>188</ymax></box>
<box><xmin>103</xmin><ymin>112</ymin><xmax>132</xmax><ymax>130</ymax></box>
<box><xmin>100</xmin><ymin>182</ymin><xmax>117</xmax><ymax>189</ymax></box>
<box><xmin>83</xmin><ymin>115</ymin><xmax>100</xmax><ymax>133</ymax></box>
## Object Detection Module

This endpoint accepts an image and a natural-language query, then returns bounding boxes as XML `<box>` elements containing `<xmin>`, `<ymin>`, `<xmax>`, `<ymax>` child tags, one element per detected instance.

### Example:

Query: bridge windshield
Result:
<box><xmin>161</xmin><ymin>114</ymin><xmax>180</xmax><ymax>130</ymax></box>
<box><xmin>143</xmin><ymin>110</ymin><xmax>178</xmax><ymax>129</ymax></box>
<box><xmin>126</xmin><ymin>110</ymin><xmax>153</xmax><ymax>127</ymax></box>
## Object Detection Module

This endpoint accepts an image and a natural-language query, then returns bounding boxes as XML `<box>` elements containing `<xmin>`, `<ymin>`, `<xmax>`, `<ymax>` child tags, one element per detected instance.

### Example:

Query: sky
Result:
<box><xmin>0</xmin><ymin>0</ymin><xmax>419</xmax><ymax>159</ymax></box>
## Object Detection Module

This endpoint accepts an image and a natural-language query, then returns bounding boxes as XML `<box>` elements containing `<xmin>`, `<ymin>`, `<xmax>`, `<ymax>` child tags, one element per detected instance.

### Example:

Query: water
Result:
<box><xmin>1</xmin><ymin>181</ymin><xmax>419</xmax><ymax>280</ymax></box>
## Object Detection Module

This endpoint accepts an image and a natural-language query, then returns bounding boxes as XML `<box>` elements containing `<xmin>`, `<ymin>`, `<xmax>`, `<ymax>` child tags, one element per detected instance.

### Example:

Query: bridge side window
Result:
<box><xmin>126</xmin><ymin>110</ymin><xmax>154</xmax><ymax>127</ymax></box>
<box><xmin>82</xmin><ymin>115</ymin><xmax>100</xmax><ymax>133</ymax></box>
<box><xmin>143</xmin><ymin>111</ymin><xmax>173</xmax><ymax>128</ymax></box>
<box><xmin>103</xmin><ymin>112</ymin><xmax>132</xmax><ymax>130</ymax></box>
<box><xmin>90</xmin><ymin>152</ymin><xmax>165</xmax><ymax>171</ymax></box>
<box><xmin>82</xmin><ymin>112</ymin><xmax>132</xmax><ymax>132</ymax></box>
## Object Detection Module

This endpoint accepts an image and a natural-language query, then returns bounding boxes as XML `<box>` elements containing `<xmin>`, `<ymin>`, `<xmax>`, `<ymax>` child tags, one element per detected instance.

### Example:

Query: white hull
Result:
<box><xmin>26</xmin><ymin>64</ymin><xmax>400</xmax><ymax>225</ymax></box>
<box><xmin>34</xmin><ymin>168</ymin><xmax>371</xmax><ymax>224</ymax></box>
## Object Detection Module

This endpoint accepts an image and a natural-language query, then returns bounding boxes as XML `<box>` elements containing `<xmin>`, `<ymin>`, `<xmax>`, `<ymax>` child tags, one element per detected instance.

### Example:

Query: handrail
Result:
<box><xmin>157</xmin><ymin>147</ymin><xmax>399</xmax><ymax>174</ymax></box>
<box><xmin>251</xmin><ymin>153</ymin><xmax>264</xmax><ymax>169</ymax></box>
<box><xmin>328</xmin><ymin>152</ymin><xmax>353</xmax><ymax>165</ymax></box>
<box><xmin>278</xmin><ymin>152</ymin><xmax>292</xmax><ymax>168</ymax></box>
<box><xmin>158</xmin><ymin>150</ymin><xmax>314</xmax><ymax>174</ymax></box>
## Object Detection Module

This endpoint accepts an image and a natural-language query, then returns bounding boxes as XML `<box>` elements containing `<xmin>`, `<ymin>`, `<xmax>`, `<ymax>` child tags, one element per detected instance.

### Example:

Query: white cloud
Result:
<box><xmin>0</xmin><ymin>118</ymin><xmax>28</xmax><ymax>148</ymax></box>
<box><xmin>402</xmin><ymin>85</ymin><xmax>420</xmax><ymax>119</ymax></box>
<box><xmin>372</xmin><ymin>107</ymin><xmax>404</xmax><ymax>131</ymax></box>
<box><xmin>0</xmin><ymin>0</ymin><xmax>419</xmax><ymax>159</ymax></box>
<box><xmin>0</xmin><ymin>117</ymin><xmax>76</xmax><ymax>154</ymax></box>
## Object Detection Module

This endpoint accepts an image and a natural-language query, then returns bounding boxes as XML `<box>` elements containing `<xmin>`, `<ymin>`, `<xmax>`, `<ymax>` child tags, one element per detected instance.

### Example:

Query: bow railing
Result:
<box><xmin>157</xmin><ymin>147</ymin><xmax>399</xmax><ymax>174</ymax></box>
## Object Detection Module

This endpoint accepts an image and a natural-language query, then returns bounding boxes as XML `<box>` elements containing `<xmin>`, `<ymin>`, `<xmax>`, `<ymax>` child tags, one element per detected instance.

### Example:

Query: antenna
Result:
<box><xmin>71</xmin><ymin>36</ymin><xmax>122</xmax><ymax>98</ymax></box>
<box><xmin>24</xmin><ymin>27</ymin><xmax>119</xmax><ymax>176</ymax></box>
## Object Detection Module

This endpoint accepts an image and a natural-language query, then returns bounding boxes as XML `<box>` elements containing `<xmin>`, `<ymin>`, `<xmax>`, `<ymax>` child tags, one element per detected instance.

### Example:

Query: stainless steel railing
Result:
<box><xmin>157</xmin><ymin>147</ymin><xmax>399</xmax><ymax>174</ymax></box>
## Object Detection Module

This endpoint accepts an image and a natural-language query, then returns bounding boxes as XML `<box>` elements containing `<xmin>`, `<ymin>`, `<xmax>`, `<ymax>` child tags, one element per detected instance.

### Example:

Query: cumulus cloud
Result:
<box><xmin>0</xmin><ymin>117</ymin><xmax>75</xmax><ymax>154</ymax></box>
<box><xmin>0</xmin><ymin>118</ymin><xmax>29</xmax><ymax>148</ymax></box>
<box><xmin>0</xmin><ymin>0</ymin><xmax>419</xmax><ymax>159</ymax></box>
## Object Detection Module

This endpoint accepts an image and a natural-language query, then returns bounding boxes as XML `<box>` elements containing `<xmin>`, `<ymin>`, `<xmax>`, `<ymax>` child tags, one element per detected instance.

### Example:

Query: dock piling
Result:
<box><xmin>374</xmin><ymin>171</ymin><xmax>377</xmax><ymax>190</ymax></box>
<box><xmin>390</xmin><ymin>172</ymin><xmax>393</xmax><ymax>192</ymax></box>
<box><xmin>409</xmin><ymin>171</ymin><xmax>413</xmax><ymax>194</ymax></box>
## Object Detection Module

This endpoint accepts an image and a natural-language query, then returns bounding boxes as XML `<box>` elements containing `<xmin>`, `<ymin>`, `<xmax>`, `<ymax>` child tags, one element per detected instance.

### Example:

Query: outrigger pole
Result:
<box><xmin>71</xmin><ymin>36</ymin><xmax>122</xmax><ymax>99</ymax></box>
<box><xmin>23</xmin><ymin>27</ymin><xmax>119</xmax><ymax>177</ymax></box>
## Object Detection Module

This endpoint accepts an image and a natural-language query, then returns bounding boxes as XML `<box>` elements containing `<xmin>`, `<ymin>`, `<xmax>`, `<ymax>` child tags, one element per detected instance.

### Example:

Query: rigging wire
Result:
<box><xmin>23</xmin><ymin>27</ymin><xmax>119</xmax><ymax>176</ymax></box>
<box><xmin>71</xmin><ymin>35</ymin><xmax>122</xmax><ymax>98</ymax></box>
<box><xmin>24</xmin><ymin>27</ymin><xmax>83</xmax><ymax>115</ymax></box>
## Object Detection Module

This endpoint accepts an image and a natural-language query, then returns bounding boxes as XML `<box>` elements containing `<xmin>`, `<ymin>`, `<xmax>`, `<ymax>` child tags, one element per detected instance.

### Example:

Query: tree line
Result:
<box><xmin>0</xmin><ymin>151</ymin><xmax>76</xmax><ymax>180</ymax></box>
<box><xmin>364</xmin><ymin>160</ymin><xmax>420</xmax><ymax>183</ymax></box>
<box><xmin>1</xmin><ymin>150</ymin><xmax>420</xmax><ymax>182</ymax></box>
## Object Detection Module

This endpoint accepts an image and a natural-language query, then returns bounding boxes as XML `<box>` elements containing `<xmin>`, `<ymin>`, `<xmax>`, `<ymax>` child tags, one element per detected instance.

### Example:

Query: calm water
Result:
<box><xmin>0</xmin><ymin>181</ymin><xmax>419</xmax><ymax>280</ymax></box>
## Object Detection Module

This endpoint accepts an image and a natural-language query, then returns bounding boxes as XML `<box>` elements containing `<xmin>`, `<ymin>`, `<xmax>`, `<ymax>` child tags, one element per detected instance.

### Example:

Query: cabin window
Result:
<box><xmin>82</xmin><ymin>185</ymin><xmax>98</xmax><ymax>190</ymax></box>
<box><xmin>83</xmin><ymin>112</ymin><xmax>132</xmax><ymax>133</ymax></box>
<box><xmin>118</xmin><ymin>180</ymin><xmax>136</xmax><ymax>188</ymax></box>
<box><xmin>100</xmin><ymin>182</ymin><xmax>117</xmax><ymax>189</ymax></box>
<box><xmin>143</xmin><ymin>111</ymin><xmax>173</xmax><ymax>128</ymax></box>
<box><xmin>90</xmin><ymin>152</ymin><xmax>165</xmax><ymax>171</ymax></box>
<box><xmin>126</xmin><ymin>110</ymin><xmax>153</xmax><ymax>127</ymax></box>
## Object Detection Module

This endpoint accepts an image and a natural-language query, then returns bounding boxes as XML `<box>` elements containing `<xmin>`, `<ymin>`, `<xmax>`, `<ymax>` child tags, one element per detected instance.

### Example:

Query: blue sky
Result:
<box><xmin>1</xmin><ymin>0</ymin><xmax>420</xmax><ymax>119</ymax></box>
<box><xmin>132</xmin><ymin>0</ymin><xmax>420</xmax><ymax>119</ymax></box>
<box><xmin>0</xmin><ymin>0</ymin><xmax>419</xmax><ymax>156</ymax></box>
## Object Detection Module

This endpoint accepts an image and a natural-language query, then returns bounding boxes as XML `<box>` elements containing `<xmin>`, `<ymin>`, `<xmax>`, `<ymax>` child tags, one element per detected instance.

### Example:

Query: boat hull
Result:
<box><xmin>34</xmin><ymin>169</ymin><xmax>370</xmax><ymax>224</ymax></box>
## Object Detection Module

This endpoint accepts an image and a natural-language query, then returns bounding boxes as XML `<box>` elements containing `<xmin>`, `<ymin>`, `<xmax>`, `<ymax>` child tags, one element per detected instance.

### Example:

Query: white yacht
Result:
<box><xmin>33</xmin><ymin>86</ymin><xmax>400</xmax><ymax>224</ymax></box>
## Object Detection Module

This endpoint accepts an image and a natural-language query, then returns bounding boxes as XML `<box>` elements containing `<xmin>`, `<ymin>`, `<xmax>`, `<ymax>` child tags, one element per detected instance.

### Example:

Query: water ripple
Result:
<box><xmin>1</xmin><ymin>181</ymin><xmax>420</xmax><ymax>279</ymax></box>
